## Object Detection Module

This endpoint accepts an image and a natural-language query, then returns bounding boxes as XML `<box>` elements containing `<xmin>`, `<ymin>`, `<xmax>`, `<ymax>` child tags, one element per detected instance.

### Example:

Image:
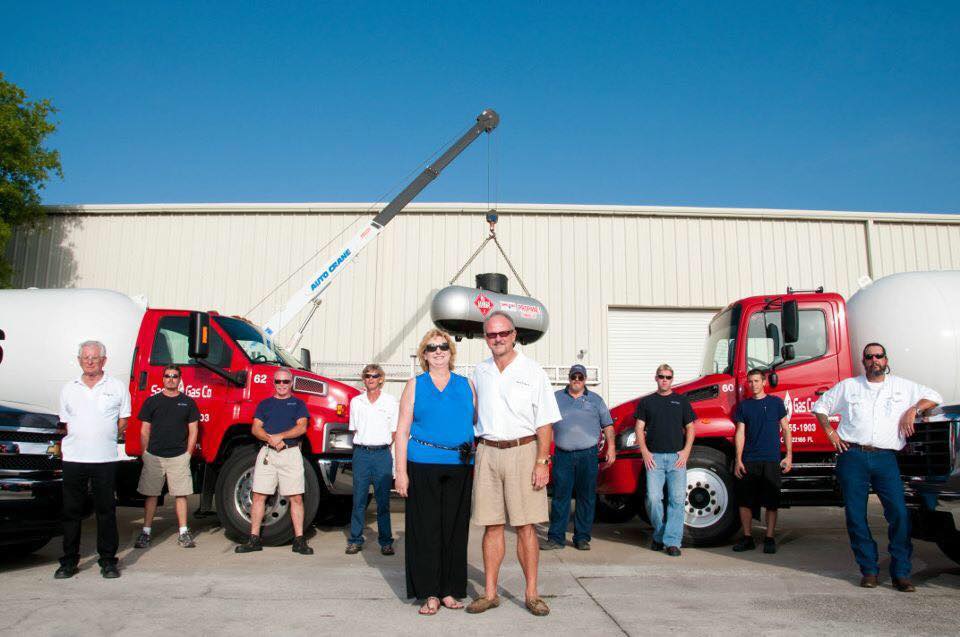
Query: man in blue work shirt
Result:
<box><xmin>541</xmin><ymin>364</ymin><xmax>615</xmax><ymax>551</ymax></box>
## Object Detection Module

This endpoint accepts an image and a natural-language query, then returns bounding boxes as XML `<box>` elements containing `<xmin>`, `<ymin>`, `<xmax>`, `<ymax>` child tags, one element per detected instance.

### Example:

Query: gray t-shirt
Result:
<box><xmin>553</xmin><ymin>388</ymin><xmax>614</xmax><ymax>451</ymax></box>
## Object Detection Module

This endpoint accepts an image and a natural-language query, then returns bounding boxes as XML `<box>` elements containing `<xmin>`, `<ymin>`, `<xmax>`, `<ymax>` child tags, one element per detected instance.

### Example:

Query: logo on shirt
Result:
<box><xmin>177</xmin><ymin>402</ymin><xmax>189</xmax><ymax>407</ymax></box>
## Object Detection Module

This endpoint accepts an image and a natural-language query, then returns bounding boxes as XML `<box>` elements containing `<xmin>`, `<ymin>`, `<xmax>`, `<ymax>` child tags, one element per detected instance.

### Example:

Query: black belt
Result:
<box><xmin>353</xmin><ymin>443</ymin><xmax>390</xmax><ymax>450</ymax></box>
<box><xmin>845</xmin><ymin>443</ymin><xmax>892</xmax><ymax>453</ymax></box>
<box><xmin>555</xmin><ymin>445</ymin><xmax>599</xmax><ymax>453</ymax></box>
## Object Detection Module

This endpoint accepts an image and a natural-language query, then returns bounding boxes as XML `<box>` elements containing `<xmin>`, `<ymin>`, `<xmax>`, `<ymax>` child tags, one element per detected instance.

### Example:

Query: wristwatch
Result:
<box><xmin>536</xmin><ymin>457</ymin><xmax>552</xmax><ymax>466</ymax></box>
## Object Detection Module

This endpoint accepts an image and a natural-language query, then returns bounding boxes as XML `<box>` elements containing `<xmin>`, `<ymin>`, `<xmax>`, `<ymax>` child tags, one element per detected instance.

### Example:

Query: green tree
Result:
<box><xmin>0</xmin><ymin>72</ymin><xmax>62</xmax><ymax>287</ymax></box>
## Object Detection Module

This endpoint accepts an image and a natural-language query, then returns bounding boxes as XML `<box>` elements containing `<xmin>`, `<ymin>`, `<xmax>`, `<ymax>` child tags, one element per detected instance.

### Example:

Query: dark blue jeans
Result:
<box><xmin>548</xmin><ymin>446</ymin><xmax>599</xmax><ymax>544</ymax></box>
<box><xmin>349</xmin><ymin>447</ymin><xmax>394</xmax><ymax>547</ymax></box>
<box><xmin>836</xmin><ymin>447</ymin><xmax>912</xmax><ymax>579</ymax></box>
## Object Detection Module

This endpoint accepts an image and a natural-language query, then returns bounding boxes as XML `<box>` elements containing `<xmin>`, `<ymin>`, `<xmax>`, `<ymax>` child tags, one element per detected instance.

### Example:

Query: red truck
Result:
<box><xmin>596</xmin><ymin>271</ymin><xmax>960</xmax><ymax>554</ymax></box>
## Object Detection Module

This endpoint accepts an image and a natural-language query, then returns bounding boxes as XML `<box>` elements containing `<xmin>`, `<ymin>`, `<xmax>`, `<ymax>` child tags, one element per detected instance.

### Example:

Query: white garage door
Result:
<box><xmin>606</xmin><ymin>308</ymin><xmax>719</xmax><ymax>407</ymax></box>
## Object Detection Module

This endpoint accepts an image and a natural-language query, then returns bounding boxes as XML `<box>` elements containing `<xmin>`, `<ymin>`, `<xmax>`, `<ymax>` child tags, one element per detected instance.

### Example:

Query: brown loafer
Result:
<box><xmin>860</xmin><ymin>575</ymin><xmax>879</xmax><ymax>588</ymax></box>
<box><xmin>465</xmin><ymin>596</ymin><xmax>500</xmax><ymax>614</ymax></box>
<box><xmin>893</xmin><ymin>578</ymin><xmax>916</xmax><ymax>593</ymax></box>
<box><xmin>525</xmin><ymin>597</ymin><xmax>550</xmax><ymax>617</ymax></box>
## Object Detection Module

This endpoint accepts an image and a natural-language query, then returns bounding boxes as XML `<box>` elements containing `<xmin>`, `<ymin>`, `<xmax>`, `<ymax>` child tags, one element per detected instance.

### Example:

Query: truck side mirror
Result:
<box><xmin>782</xmin><ymin>300</ymin><xmax>799</xmax><ymax>344</ymax></box>
<box><xmin>781</xmin><ymin>344</ymin><xmax>795</xmax><ymax>362</ymax></box>
<box><xmin>768</xmin><ymin>372</ymin><xmax>779</xmax><ymax>388</ymax></box>
<box><xmin>299</xmin><ymin>347</ymin><xmax>312</xmax><ymax>371</ymax></box>
<box><xmin>188</xmin><ymin>311</ymin><xmax>210</xmax><ymax>360</ymax></box>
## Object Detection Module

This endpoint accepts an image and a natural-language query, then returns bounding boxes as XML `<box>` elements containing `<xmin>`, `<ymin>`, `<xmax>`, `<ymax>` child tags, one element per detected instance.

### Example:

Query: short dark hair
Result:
<box><xmin>163</xmin><ymin>364</ymin><xmax>182</xmax><ymax>376</ymax></box>
<box><xmin>746</xmin><ymin>368</ymin><xmax>766</xmax><ymax>379</ymax></box>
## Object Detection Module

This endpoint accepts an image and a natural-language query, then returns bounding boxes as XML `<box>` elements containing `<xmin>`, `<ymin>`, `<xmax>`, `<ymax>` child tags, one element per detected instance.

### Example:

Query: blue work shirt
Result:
<box><xmin>553</xmin><ymin>387</ymin><xmax>613</xmax><ymax>452</ymax></box>
<box><xmin>733</xmin><ymin>395</ymin><xmax>788</xmax><ymax>462</ymax></box>
<box><xmin>254</xmin><ymin>396</ymin><xmax>310</xmax><ymax>447</ymax></box>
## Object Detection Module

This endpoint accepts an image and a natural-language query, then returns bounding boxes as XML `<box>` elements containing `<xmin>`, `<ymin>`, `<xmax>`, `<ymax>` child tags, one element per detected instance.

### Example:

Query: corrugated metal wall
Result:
<box><xmin>6</xmin><ymin>203</ymin><xmax>957</xmax><ymax>400</ymax></box>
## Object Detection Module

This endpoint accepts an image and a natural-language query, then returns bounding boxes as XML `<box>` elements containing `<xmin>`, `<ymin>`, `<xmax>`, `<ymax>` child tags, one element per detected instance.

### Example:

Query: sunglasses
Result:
<box><xmin>657</xmin><ymin>374</ymin><xmax>673</xmax><ymax>380</ymax></box>
<box><xmin>484</xmin><ymin>329</ymin><xmax>514</xmax><ymax>340</ymax></box>
<box><xmin>424</xmin><ymin>343</ymin><xmax>451</xmax><ymax>353</ymax></box>
<box><xmin>363</xmin><ymin>373</ymin><xmax>382</xmax><ymax>379</ymax></box>
<box><xmin>570</xmin><ymin>374</ymin><xmax>585</xmax><ymax>381</ymax></box>
<box><xmin>163</xmin><ymin>374</ymin><xmax>181</xmax><ymax>379</ymax></box>
<box><xmin>274</xmin><ymin>379</ymin><xmax>292</xmax><ymax>385</ymax></box>
<box><xmin>863</xmin><ymin>353</ymin><xmax>886</xmax><ymax>360</ymax></box>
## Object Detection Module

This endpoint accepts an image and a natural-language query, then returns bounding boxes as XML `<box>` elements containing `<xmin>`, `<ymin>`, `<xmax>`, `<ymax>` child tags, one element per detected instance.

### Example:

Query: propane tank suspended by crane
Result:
<box><xmin>431</xmin><ymin>213</ymin><xmax>550</xmax><ymax>345</ymax></box>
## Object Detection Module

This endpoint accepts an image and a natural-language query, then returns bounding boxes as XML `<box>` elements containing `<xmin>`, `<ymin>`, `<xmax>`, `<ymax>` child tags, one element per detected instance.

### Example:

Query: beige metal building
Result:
<box><xmin>7</xmin><ymin>202</ymin><xmax>960</xmax><ymax>405</ymax></box>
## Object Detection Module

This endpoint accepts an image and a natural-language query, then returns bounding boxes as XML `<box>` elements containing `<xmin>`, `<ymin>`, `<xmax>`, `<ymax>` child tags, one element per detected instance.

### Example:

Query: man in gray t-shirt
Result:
<box><xmin>541</xmin><ymin>364</ymin><xmax>615</xmax><ymax>551</ymax></box>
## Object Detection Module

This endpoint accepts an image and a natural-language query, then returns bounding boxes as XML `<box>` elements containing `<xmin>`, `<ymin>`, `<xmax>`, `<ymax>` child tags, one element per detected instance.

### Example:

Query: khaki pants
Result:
<box><xmin>138</xmin><ymin>451</ymin><xmax>193</xmax><ymax>497</ymax></box>
<box><xmin>251</xmin><ymin>446</ymin><xmax>305</xmax><ymax>496</ymax></box>
<box><xmin>471</xmin><ymin>441</ymin><xmax>548</xmax><ymax>527</ymax></box>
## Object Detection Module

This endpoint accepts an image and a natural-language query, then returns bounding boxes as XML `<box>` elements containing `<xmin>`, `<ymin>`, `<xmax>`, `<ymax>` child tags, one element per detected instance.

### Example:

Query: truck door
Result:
<box><xmin>130</xmin><ymin>314</ymin><xmax>236</xmax><ymax>456</ymax></box>
<box><xmin>740</xmin><ymin>301</ymin><xmax>840</xmax><ymax>452</ymax></box>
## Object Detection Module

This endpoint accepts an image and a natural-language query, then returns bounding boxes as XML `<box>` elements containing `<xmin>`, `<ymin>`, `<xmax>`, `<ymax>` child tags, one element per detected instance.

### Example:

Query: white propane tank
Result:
<box><xmin>846</xmin><ymin>271</ymin><xmax>960</xmax><ymax>405</ymax></box>
<box><xmin>431</xmin><ymin>275</ymin><xmax>549</xmax><ymax>345</ymax></box>
<box><xmin>0</xmin><ymin>289</ymin><xmax>147</xmax><ymax>414</ymax></box>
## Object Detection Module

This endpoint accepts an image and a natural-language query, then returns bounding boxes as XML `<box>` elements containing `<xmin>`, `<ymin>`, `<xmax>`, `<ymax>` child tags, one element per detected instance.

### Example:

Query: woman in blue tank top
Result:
<box><xmin>395</xmin><ymin>329</ymin><xmax>476</xmax><ymax>616</ymax></box>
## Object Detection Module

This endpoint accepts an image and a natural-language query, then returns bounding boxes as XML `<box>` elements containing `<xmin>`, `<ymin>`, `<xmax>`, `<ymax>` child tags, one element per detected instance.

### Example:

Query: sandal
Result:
<box><xmin>419</xmin><ymin>597</ymin><xmax>440</xmax><ymax>616</ymax></box>
<box><xmin>441</xmin><ymin>596</ymin><xmax>464</xmax><ymax>609</ymax></box>
<box><xmin>525</xmin><ymin>597</ymin><xmax>550</xmax><ymax>617</ymax></box>
<box><xmin>465</xmin><ymin>596</ymin><xmax>500</xmax><ymax>614</ymax></box>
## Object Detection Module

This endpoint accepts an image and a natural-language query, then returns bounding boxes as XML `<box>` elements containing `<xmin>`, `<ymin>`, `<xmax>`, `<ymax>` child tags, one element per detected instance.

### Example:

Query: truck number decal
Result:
<box><xmin>253</xmin><ymin>374</ymin><xmax>268</xmax><ymax>384</ymax></box>
<box><xmin>721</xmin><ymin>383</ymin><xmax>734</xmax><ymax>393</ymax></box>
<box><xmin>199</xmin><ymin>413</ymin><xmax>210</xmax><ymax>422</ymax></box>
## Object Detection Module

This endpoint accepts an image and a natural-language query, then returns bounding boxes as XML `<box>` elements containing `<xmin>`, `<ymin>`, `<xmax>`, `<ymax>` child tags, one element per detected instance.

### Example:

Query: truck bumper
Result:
<box><xmin>597</xmin><ymin>452</ymin><xmax>642</xmax><ymax>495</ymax></box>
<box><xmin>0</xmin><ymin>476</ymin><xmax>62</xmax><ymax>545</ymax></box>
<box><xmin>315</xmin><ymin>458</ymin><xmax>354</xmax><ymax>496</ymax></box>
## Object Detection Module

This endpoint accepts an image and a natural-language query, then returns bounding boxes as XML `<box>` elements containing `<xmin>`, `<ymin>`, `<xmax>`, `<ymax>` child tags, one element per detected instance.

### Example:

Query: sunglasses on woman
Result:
<box><xmin>424</xmin><ymin>343</ymin><xmax>450</xmax><ymax>353</ymax></box>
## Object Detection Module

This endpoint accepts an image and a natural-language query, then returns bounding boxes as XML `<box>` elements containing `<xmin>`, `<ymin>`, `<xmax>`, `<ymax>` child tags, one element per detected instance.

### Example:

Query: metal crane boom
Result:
<box><xmin>263</xmin><ymin>109</ymin><xmax>500</xmax><ymax>350</ymax></box>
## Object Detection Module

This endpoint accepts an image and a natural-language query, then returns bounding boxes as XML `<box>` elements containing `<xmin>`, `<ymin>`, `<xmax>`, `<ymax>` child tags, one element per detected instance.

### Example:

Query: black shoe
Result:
<box><xmin>732</xmin><ymin>537</ymin><xmax>756</xmax><ymax>552</ymax></box>
<box><xmin>235</xmin><ymin>534</ymin><xmax>263</xmax><ymax>553</ymax></box>
<box><xmin>763</xmin><ymin>537</ymin><xmax>777</xmax><ymax>554</ymax></box>
<box><xmin>665</xmin><ymin>546</ymin><xmax>681</xmax><ymax>557</ymax></box>
<box><xmin>100</xmin><ymin>563</ymin><xmax>120</xmax><ymax>579</ymax></box>
<box><xmin>292</xmin><ymin>536</ymin><xmax>314</xmax><ymax>555</ymax></box>
<box><xmin>650</xmin><ymin>540</ymin><xmax>664</xmax><ymax>552</ymax></box>
<box><xmin>345</xmin><ymin>543</ymin><xmax>362</xmax><ymax>555</ymax></box>
<box><xmin>380</xmin><ymin>544</ymin><xmax>395</xmax><ymax>556</ymax></box>
<box><xmin>574</xmin><ymin>540</ymin><xmax>591</xmax><ymax>551</ymax></box>
<box><xmin>539</xmin><ymin>540</ymin><xmax>564</xmax><ymax>551</ymax></box>
<box><xmin>54</xmin><ymin>564</ymin><xmax>79</xmax><ymax>580</ymax></box>
<box><xmin>178</xmin><ymin>530</ymin><xmax>197</xmax><ymax>548</ymax></box>
<box><xmin>134</xmin><ymin>531</ymin><xmax>151</xmax><ymax>549</ymax></box>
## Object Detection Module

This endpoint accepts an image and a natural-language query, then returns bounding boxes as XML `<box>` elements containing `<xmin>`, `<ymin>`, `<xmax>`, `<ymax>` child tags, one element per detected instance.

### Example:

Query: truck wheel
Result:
<box><xmin>215</xmin><ymin>446</ymin><xmax>320</xmax><ymax>546</ymax></box>
<box><xmin>595</xmin><ymin>494</ymin><xmax>638</xmax><ymax>523</ymax></box>
<box><xmin>936</xmin><ymin>529</ymin><xmax>960</xmax><ymax>565</ymax></box>
<box><xmin>682</xmin><ymin>446</ymin><xmax>739</xmax><ymax>547</ymax></box>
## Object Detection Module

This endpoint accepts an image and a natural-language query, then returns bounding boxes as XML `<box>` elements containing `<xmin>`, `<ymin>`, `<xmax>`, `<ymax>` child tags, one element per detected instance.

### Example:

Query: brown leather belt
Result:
<box><xmin>478</xmin><ymin>435</ymin><xmax>536</xmax><ymax>449</ymax></box>
<box><xmin>847</xmin><ymin>443</ymin><xmax>886</xmax><ymax>452</ymax></box>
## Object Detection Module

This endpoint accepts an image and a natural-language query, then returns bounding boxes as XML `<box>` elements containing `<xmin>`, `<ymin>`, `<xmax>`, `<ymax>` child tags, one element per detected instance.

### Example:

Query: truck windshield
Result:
<box><xmin>213</xmin><ymin>316</ymin><xmax>303</xmax><ymax>369</ymax></box>
<box><xmin>701</xmin><ymin>306</ymin><xmax>740</xmax><ymax>376</ymax></box>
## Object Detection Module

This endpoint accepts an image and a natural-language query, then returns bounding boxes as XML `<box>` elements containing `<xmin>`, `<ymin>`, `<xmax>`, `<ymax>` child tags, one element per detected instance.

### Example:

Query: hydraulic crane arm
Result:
<box><xmin>262</xmin><ymin>109</ymin><xmax>500</xmax><ymax>350</ymax></box>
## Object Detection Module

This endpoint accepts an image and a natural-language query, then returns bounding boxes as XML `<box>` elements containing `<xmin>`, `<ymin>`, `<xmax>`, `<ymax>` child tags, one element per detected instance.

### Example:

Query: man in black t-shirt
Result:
<box><xmin>135</xmin><ymin>365</ymin><xmax>200</xmax><ymax>549</ymax></box>
<box><xmin>633</xmin><ymin>363</ymin><xmax>696</xmax><ymax>556</ymax></box>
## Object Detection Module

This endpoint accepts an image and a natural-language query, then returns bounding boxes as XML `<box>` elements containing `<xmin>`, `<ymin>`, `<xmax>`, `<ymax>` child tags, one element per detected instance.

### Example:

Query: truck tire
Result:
<box><xmin>595</xmin><ymin>494</ymin><xmax>638</xmax><ymax>523</ymax></box>
<box><xmin>936</xmin><ymin>529</ymin><xmax>960</xmax><ymax>565</ymax></box>
<box><xmin>2</xmin><ymin>536</ymin><xmax>52</xmax><ymax>557</ymax></box>
<box><xmin>215</xmin><ymin>446</ymin><xmax>320</xmax><ymax>546</ymax></box>
<box><xmin>682</xmin><ymin>446</ymin><xmax>739</xmax><ymax>547</ymax></box>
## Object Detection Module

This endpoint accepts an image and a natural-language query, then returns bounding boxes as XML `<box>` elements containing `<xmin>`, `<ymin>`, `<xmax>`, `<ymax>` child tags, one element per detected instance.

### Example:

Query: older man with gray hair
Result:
<box><xmin>55</xmin><ymin>340</ymin><xmax>131</xmax><ymax>579</ymax></box>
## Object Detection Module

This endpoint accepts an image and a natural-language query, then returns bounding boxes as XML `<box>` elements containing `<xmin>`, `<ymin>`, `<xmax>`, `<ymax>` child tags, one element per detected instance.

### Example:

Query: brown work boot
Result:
<box><xmin>525</xmin><ymin>597</ymin><xmax>550</xmax><ymax>616</ymax></box>
<box><xmin>893</xmin><ymin>578</ymin><xmax>916</xmax><ymax>593</ymax></box>
<box><xmin>465</xmin><ymin>596</ymin><xmax>500</xmax><ymax>614</ymax></box>
<box><xmin>860</xmin><ymin>575</ymin><xmax>879</xmax><ymax>588</ymax></box>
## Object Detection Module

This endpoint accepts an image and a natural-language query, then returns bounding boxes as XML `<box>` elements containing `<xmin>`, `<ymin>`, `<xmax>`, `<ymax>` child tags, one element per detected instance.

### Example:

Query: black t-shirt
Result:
<box><xmin>734</xmin><ymin>395</ymin><xmax>788</xmax><ymax>463</ymax></box>
<box><xmin>633</xmin><ymin>392</ymin><xmax>696</xmax><ymax>453</ymax></box>
<box><xmin>138</xmin><ymin>392</ymin><xmax>200</xmax><ymax>457</ymax></box>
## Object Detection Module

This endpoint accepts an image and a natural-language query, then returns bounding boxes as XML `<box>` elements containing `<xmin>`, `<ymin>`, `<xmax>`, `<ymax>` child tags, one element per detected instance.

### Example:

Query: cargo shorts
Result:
<box><xmin>252</xmin><ymin>446</ymin><xmax>305</xmax><ymax>496</ymax></box>
<box><xmin>138</xmin><ymin>450</ymin><xmax>193</xmax><ymax>497</ymax></box>
<box><xmin>471</xmin><ymin>440</ymin><xmax>548</xmax><ymax>527</ymax></box>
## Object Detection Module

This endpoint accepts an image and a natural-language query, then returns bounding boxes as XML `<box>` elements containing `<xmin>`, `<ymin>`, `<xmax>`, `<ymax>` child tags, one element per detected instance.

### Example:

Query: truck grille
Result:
<box><xmin>0</xmin><ymin>455</ymin><xmax>61</xmax><ymax>471</ymax></box>
<box><xmin>293</xmin><ymin>376</ymin><xmax>328</xmax><ymax>397</ymax></box>
<box><xmin>0</xmin><ymin>430</ymin><xmax>64</xmax><ymax>444</ymax></box>
<box><xmin>898</xmin><ymin>420</ymin><xmax>955</xmax><ymax>479</ymax></box>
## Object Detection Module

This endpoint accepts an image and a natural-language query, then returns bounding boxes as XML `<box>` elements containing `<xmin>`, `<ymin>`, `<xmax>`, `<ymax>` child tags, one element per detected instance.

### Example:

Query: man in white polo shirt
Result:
<box><xmin>345</xmin><ymin>363</ymin><xmax>399</xmax><ymax>555</ymax></box>
<box><xmin>813</xmin><ymin>342</ymin><xmax>941</xmax><ymax>592</ymax></box>
<box><xmin>56</xmin><ymin>340</ymin><xmax>131</xmax><ymax>580</ymax></box>
<box><xmin>466</xmin><ymin>311</ymin><xmax>560</xmax><ymax>618</ymax></box>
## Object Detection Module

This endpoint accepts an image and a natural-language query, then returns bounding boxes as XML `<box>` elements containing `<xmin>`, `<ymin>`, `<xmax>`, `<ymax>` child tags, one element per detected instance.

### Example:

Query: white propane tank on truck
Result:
<box><xmin>846</xmin><ymin>270</ymin><xmax>960</xmax><ymax>405</ymax></box>
<box><xmin>0</xmin><ymin>288</ymin><xmax>147</xmax><ymax>415</ymax></box>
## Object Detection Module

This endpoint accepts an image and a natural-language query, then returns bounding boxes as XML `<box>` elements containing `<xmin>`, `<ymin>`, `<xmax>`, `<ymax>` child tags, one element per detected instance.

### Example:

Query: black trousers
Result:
<box><xmin>61</xmin><ymin>461</ymin><xmax>118</xmax><ymax>567</ymax></box>
<box><xmin>405</xmin><ymin>461</ymin><xmax>473</xmax><ymax>600</ymax></box>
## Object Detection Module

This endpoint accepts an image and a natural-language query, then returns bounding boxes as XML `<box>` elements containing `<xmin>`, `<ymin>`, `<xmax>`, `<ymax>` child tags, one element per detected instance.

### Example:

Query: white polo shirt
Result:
<box><xmin>349</xmin><ymin>391</ymin><xmax>399</xmax><ymax>446</ymax></box>
<box><xmin>812</xmin><ymin>374</ymin><xmax>942</xmax><ymax>451</ymax></box>
<box><xmin>59</xmin><ymin>374</ymin><xmax>132</xmax><ymax>463</ymax></box>
<box><xmin>472</xmin><ymin>351</ymin><xmax>561</xmax><ymax>441</ymax></box>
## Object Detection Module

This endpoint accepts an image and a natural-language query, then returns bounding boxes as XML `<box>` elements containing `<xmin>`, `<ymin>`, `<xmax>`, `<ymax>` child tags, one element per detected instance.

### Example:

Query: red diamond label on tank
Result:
<box><xmin>474</xmin><ymin>293</ymin><xmax>493</xmax><ymax>317</ymax></box>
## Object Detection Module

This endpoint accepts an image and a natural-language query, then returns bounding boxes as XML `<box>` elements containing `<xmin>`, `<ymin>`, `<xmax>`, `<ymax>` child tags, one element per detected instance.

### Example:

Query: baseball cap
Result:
<box><xmin>569</xmin><ymin>364</ymin><xmax>587</xmax><ymax>378</ymax></box>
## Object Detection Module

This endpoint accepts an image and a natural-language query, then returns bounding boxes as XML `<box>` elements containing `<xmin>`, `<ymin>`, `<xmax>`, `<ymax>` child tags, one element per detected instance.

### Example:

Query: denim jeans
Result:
<box><xmin>645</xmin><ymin>452</ymin><xmax>686</xmax><ymax>548</ymax></box>
<box><xmin>836</xmin><ymin>447</ymin><xmax>912</xmax><ymax>579</ymax></box>
<box><xmin>548</xmin><ymin>446</ymin><xmax>599</xmax><ymax>544</ymax></box>
<box><xmin>349</xmin><ymin>447</ymin><xmax>394</xmax><ymax>547</ymax></box>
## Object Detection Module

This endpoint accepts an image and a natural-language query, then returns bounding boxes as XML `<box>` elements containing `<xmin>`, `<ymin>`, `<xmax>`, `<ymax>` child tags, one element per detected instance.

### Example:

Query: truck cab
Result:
<box><xmin>122</xmin><ymin>308</ymin><xmax>360</xmax><ymax>545</ymax></box>
<box><xmin>597</xmin><ymin>291</ymin><xmax>850</xmax><ymax>545</ymax></box>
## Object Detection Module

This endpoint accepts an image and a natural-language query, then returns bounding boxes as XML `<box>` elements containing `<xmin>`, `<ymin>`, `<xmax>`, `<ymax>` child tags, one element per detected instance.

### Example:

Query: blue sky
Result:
<box><xmin>3</xmin><ymin>1</ymin><xmax>959</xmax><ymax>212</ymax></box>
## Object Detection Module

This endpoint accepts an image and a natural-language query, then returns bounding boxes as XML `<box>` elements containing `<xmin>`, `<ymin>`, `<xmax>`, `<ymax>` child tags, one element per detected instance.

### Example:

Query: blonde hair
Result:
<box><xmin>416</xmin><ymin>329</ymin><xmax>457</xmax><ymax>372</ymax></box>
<box><xmin>656</xmin><ymin>363</ymin><xmax>674</xmax><ymax>375</ymax></box>
<box><xmin>360</xmin><ymin>363</ymin><xmax>386</xmax><ymax>388</ymax></box>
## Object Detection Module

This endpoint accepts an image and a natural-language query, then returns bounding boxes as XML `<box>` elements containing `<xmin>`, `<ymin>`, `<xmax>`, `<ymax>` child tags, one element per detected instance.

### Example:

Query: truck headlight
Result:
<box><xmin>618</xmin><ymin>430</ymin><xmax>638</xmax><ymax>450</ymax></box>
<box><xmin>324</xmin><ymin>423</ymin><xmax>354</xmax><ymax>452</ymax></box>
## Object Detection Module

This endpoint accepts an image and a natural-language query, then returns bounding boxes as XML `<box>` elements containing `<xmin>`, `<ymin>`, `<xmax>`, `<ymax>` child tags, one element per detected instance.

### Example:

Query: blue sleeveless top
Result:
<box><xmin>408</xmin><ymin>372</ymin><xmax>475</xmax><ymax>464</ymax></box>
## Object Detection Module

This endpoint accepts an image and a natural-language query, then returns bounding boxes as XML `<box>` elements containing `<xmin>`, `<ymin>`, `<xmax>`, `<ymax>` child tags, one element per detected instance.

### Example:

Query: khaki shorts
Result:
<box><xmin>471</xmin><ymin>440</ymin><xmax>548</xmax><ymax>527</ymax></box>
<box><xmin>138</xmin><ymin>451</ymin><xmax>193</xmax><ymax>497</ymax></box>
<box><xmin>251</xmin><ymin>446</ymin><xmax>305</xmax><ymax>496</ymax></box>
